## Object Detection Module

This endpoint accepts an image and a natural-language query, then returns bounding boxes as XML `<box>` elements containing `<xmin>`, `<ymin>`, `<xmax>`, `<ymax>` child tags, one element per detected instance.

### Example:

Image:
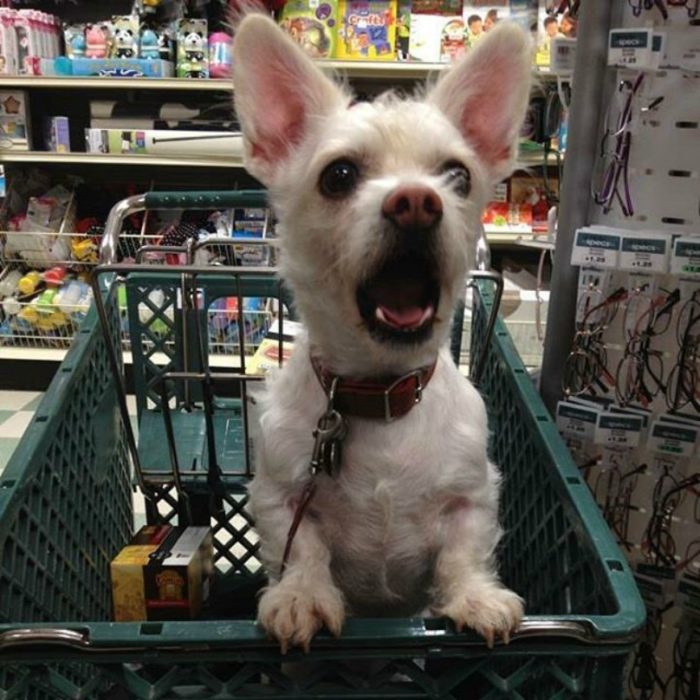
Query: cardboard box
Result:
<box><xmin>278</xmin><ymin>0</ymin><xmax>339</xmax><ymax>59</ymax></box>
<box><xmin>337</xmin><ymin>1</ymin><xmax>397</xmax><ymax>61</ymax></box>
<box><xmin>111</xmin><ymin>525</ymin><xmax>213</xmax><ymax>622</ymax></box>
<box><xmin>0</xmin><ymin>90</ymin><xmax>29</xmax><ymax>149</ymax></box>
<box><xmin>45</xmin><ymin>116</ymin><xmax>70</xmax><ymax>153</ymax></box>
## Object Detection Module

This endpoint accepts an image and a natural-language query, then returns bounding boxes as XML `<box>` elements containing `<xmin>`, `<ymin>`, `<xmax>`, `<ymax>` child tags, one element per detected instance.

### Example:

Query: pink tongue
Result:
<box><xmin>379</xmin><ymin>305</ymin><xmax>425</xmax><ymax>329</ymax></box>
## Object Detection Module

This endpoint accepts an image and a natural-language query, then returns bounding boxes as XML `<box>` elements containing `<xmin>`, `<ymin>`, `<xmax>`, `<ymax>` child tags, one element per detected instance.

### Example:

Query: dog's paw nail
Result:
<box><xmin>484</xmin><ymin>629</ymin><xmax>495</xmax><ymax>649</ymax></box>
<box><xmin>502</xmin><ymin>629</ymin><xmax>510</xmax><ymax>645</ymax></box>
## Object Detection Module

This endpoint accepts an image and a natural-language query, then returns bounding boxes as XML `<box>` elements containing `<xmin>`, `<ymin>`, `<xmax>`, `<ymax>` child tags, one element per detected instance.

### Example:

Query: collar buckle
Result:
<box><xmin>383</xmin><ymin>369</ymin><xmax>424</xmax><ymax>423</ymax></box>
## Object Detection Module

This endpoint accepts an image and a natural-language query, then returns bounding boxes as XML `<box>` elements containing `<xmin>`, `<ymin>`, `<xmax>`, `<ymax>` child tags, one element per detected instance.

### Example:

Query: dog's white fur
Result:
<box><xmin>233</xmin><ymin>13</ymin><xmax>532</xmax><ymax>652</ymax></box>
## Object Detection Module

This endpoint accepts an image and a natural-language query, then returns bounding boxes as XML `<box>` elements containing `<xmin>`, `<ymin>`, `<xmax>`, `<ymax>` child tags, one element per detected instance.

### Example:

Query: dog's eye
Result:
<box><xmin>441</xmin><ymin>161</ymin><xmax>471</xmax><ymax>197</ymax></box>
<box><xmin>319</xmin><ymin>159</ymin><xmax>359</xmax><ymax>198</ymax></box>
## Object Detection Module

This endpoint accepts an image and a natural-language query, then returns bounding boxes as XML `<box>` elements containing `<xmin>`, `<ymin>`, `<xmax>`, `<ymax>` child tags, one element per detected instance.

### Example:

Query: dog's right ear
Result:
<box><xmin>233</xmin><ymin>14</ymin><xmax>347</xmax><ymax>185</ymax></box>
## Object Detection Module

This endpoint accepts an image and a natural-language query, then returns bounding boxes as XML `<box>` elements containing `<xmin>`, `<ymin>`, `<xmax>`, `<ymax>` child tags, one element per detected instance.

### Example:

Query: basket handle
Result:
<box><xmin>0</xmin><ymin>628</ymin><xmax>90</xmax><ymax>649</ymax></box>
<box><xmin>143</xmin><ymin>190</ymin><xmax>267</xmax><ymax>211</ymax></box>
<box><xmin>100</xmin><ymin>189</ymin><xmax>268</xmax><ymax>264</ymax></box>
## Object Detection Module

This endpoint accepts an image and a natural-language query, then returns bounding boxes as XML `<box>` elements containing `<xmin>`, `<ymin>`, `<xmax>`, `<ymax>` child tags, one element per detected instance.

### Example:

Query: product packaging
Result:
<box><xmin>277</xmin><ymin>0</ymin><xmax>339</xmax><ymax>59</ymax></box>
<box><xmin>45</xmin><ymin>115</ymin><xmax>70</xmax><ymax>152</ymax></box>
<box><xmin>63</xmin><ymin>24</ymin><xmax>86</xmax><ymax>59</ymax></box>
<box><xmin>111</xmin><ymin>15</ymin><xmax>139</xmax><ymax>59</ymax></box>
<box><xmin>337</xmin><ymin>0</ymin><xmax>397</xmax><ymax>61</ymax></box>
<box><xmin>176</xmin><ymin>18</ymin><xmax>209</xmax><ymax>78</ymax></box>
<box><xmin>111</xmin><ymin>525</ymin><xmax>214</xmax><ymax>622</ymax></box>
<box><xmin>0</xmin><ymin>90</ymin><xmax>30</xmax><ymax>149</ymax></box>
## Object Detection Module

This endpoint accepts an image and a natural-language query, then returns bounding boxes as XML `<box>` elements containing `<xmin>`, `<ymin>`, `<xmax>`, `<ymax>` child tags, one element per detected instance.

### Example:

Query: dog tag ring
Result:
<box><xmin>310</xmin><ymin>409</ymin><xmax>347</xmax><ymax>476</ymax></box>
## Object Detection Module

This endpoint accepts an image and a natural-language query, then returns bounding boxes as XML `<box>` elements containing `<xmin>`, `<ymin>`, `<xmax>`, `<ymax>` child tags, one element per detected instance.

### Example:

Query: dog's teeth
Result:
<box><xmin>375</xmin><ymin>307</ymin><xmax>388</xmax><ymax>323</ymax></box>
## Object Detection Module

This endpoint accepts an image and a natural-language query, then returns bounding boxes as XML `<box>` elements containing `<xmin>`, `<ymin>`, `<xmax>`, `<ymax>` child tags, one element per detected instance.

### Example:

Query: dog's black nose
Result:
<box><xmin>382</xmin><ymin>186</ymin><xmax>443</xmax><ymax>230</ymax></box>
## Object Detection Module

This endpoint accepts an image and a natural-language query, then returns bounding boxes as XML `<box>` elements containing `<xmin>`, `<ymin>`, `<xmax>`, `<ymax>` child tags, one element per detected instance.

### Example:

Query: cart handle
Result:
<box><xmin>0</xmin><ymin>618</ymin><xmax>640</xmax><ymax>651</ymax></box>
<box><xmin>100</xmin><ymin>190</ymin><xmax>268</xmax><ymax>264</ymax></box>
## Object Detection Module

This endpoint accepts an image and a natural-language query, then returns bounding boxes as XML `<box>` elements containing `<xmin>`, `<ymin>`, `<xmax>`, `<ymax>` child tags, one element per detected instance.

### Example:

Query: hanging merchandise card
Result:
<box><xmin>594</xmin><ymin>412</ymin><xmax>643</xmax><ymax>448</ymax></box>
<box><xmin>608</xmin><ymin>28</ymin><xmax>653</xmax><ymax>69</ymax></box>
<box><xmin>619</xmin><ymin>233</ymin><xmax>670</xmax><ymax>273</ymax></box>
<box><xmin>571</xmin><ymin>228</ymin><xmax>620</xmax><ymax>268</ymax></box>
<box><xmin>556</xmin><ymin>401</ymin><xmax>600</xmax><ymax>441</ymax></box>
<box><xmin>647</xmin><ymin>419</ymin><xmax>698</xmax><ymax>458</ymax></box>
<box><xmin>671</xmin><ymin>236</ymin><xmax>700</xmax><ymax>278</ymax></box>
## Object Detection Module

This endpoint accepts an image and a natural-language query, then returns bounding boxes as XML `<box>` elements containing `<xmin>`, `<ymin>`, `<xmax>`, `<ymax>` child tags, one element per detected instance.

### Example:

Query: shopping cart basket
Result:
<box><xmin>0</xmin><ymin>190</ymin><xmax>645</xmax><ymax>699</ymax></box>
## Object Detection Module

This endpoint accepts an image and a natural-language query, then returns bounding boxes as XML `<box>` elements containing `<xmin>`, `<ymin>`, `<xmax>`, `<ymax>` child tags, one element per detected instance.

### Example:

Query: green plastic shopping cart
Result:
<box><xmin>0</xmin><ymin>190</ymin><xmax>645</xmax><ymax>699</ymax></box>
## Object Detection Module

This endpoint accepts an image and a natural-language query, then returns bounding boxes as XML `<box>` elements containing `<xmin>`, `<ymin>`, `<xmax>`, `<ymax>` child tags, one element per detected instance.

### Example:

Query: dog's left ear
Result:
<box><xmin>233</xmin><ymin>13</ymin><xmax>347</xmax><ymax>185</ymax></box>
<box><xmin>427</xmin><ymin>23</ymin><xmax>533</xmax><ymax>184</ymax></box>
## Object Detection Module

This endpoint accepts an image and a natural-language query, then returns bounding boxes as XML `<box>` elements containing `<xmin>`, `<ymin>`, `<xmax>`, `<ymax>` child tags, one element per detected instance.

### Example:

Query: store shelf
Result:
<box><xmin>0</xmin><ymin>151</ymin><xmax>244</xmax><ymax>169</ymax></box>
<box><xmin>0</xmin><ymin>67</ymin><xmax>555</xmax><ymax>90</ymax></box>
<box><xmin>0</xmin><ymin>76</ymin><xmax>232</xmax><ymax>91</ymax></box>
<box><xmin>0</xmin><ymin>149</ymin><xmax>558</xmax><ymax>169</ymax></box>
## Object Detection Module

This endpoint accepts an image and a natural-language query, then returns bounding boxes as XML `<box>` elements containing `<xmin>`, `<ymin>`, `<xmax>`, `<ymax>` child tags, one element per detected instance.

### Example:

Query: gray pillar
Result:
<box><xmin>539</xmin><ymin>0</ymin><xmax>622</xmax><ymax>412</ymax></box>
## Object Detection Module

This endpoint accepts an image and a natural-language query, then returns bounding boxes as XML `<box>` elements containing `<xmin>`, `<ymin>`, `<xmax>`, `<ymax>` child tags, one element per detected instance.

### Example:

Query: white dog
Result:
<box><xmin>233</xmin><ymin>12</ymin><xmax>532</xmax><ymax>653</ymax></box>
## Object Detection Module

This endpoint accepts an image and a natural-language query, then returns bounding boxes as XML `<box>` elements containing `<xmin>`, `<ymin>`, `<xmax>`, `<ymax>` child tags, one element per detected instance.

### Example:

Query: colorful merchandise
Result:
<box><xmin>337</xmin><ymin>0</ymin><xmax>397</xmax><ymax>61</ymax></box>
<box><xmin>44</xmin><ymin>116</ymin><xmax>70</xmax><ymax>153</ymax></box>
<box><xmin>63</xmin><ymin>24</ymin><xmax>86</xmax><ymax>59</ymax></box>
<box><xmin>208</xmin><ymin>32</ymin><xmax>232</xmax><ymax>78</ymax></box>
<box><xmin>0</xmin><ymin>90</ymin><xmax>29</xmax><ymax>149</ymax></box>
<box><xmin>111</xmin><ymin>525</ymin><xmax>213</xmax><ymax>622</ymax></box>
<box><xmin>396</xmin><ymin>0</ymin><xmax>411</xmax><ymax>60</ymax></box>
<box><xmin>139</xmin><ymin>29</ymin><xmax>160</xmax><ymax>60</ymax></box>
<box><xmin>277</xmin><ymin>0</ymin><xmax>338</xmax><ymax>59</ymax></box>
<box><xmin>409</xmin><ymin>13</ymin><xmax>463</xmax><ymax>62</ymax></box>
<box><xmin>177</xmin><ymin>18</ymin><xmax>209</xmax><ymax>78</ymax></box>
<box><xmin>85</xmin><ymin>24</ymin><xmax>110</xmax><ymax>59</ymax></box>
<box><xmin>111</xmin><ymin>16</ymin><xmax>139</xmax><ymax>59</ymax></box>
<box><xmin>536</xmin><ymin>0</ymin><xmax>578</xmax><ymax>67</ymax></box>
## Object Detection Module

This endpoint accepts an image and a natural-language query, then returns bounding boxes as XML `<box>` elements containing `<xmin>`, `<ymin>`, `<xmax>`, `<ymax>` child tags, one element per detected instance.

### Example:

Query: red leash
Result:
<box><xmin>280</xmin><ymin>480</ymin><xmax>317</xmax><ymax>577</ymax></box>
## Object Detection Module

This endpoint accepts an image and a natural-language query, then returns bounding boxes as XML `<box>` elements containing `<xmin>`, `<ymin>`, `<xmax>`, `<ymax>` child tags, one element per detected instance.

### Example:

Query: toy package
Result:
<box><xmin>277</xmin><ymin>0</ymin><xmax>338</xmax><ymax>60</ymax></box>
<box><xmin>0</xmin><ymin>90</ymin><xmax>29</xmax><ymax>149</ymax></box>
<box><xmin>44</xmin><ymin>116</ymin><xmax>70</xmax><ymax>152</ymax></box>
<box><xmin>176</xmin><ymin>18</ymin><xmax>208</xmax><ymax>78</ymax></box>
<box><xmin>396</xmin><ymin>0</ymin><xmax>411</xmax><ymax>60</ymax></box>
<box><xmin>463</xmin><ymin>2</ymin><xmax>511</xmax><ymax>48</ymax></box>
<box><xmin>409</xmin><ymin>13</ymin><xmax>464</xmax><ymax>63</ymax></box>
<box><xmin>337</xmin><ymin>0</ymin><xmax>397</xmax><ymax>61</ymax></box>
<box><xmin>85</xmin><ymin>23</ymin><xmax>111</xmax><ymax>59</ymax></box>
<box><xmin>111</xmin><ymin>525</ymin><xmax>213</xmax><ymax>622</ymax></box>
<box><xmin>111</xmin><ymin>15</ymin><xmax>139</xmax><ymax>59</ymax></box>
<box><xmin>63</xmin><ymin>24</ymin><xmax>86</xmax><ymax>59</ymax></box>
<box><xmin>535</xmin><ymin>0</ymin><xmax>579</xmax><ymax>67</ymax></box>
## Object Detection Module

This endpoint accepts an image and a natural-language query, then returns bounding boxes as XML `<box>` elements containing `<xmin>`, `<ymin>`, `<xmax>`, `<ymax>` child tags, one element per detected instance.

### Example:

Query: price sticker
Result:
<box><xmin>572</xmin><ymin>229</ymin><xmax>620</xmax><ymax>268</ymax></box>
<box><xmin>619</xmin><ymin>234</ymin><xmax>670</xmax><ymax>273</ymax></box>
<box><xmin>594</xmin><ymin>412</ymin><xmax>643</xmax><ymax>448</ymax></box>
<box><xmin>556</xmin><ymin>401</ymin><xmax>599</xmax><ymax>440</ymax></box>
<box><xmin>647</xmin><ymin>419</ymin><xmax>698</xmax><ymax>458</ymax></box>
<box><xmin>608</xmin><ymin>29</ymin><xmax>653</xmax><ymax>68</ymax></box>
<box><xmin>671</xmin><ymin>237</ymin><xmax>700</xmax><ymax>278</ymax></box>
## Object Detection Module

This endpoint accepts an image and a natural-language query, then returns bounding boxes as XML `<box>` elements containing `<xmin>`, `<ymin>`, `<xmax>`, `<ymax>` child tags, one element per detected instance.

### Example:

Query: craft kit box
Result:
<box><xmin>111</xmin><ymin>525</ymin><xmax>213</xmax><ymax>622</ymax></box>
<box><xmin>278</xmin><ymin>0</ymin><xmax>339</xmax><ymax>59</ymax></box>
<box><xmin>336</xmin><ymin>0</ymin><xmax>397</xmax><ymax>61</ymax></box>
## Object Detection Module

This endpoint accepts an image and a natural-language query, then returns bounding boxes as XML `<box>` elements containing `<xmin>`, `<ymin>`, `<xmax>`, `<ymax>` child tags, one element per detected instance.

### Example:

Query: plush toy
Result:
<box><xmin>85</xmin><ymin>25</ymin><xmax>108</xmax><ymax>58</ymax></box>
<box><xmin>140</xmin><ymin>29</ymin><xmax>159</xmax><ymax>59</ymax></box>
<box><xmin>113</xmin><ymin>28</ymin><xmax>136</xmax><ymax>58</ymax></box>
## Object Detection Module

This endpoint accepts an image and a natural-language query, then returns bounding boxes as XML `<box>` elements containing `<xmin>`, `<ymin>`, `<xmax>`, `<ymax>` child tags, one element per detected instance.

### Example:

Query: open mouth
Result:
<box><xmin>356</xmin><ymin>251</ymin><xmax>440</xmax><ymax>344</ymax></box>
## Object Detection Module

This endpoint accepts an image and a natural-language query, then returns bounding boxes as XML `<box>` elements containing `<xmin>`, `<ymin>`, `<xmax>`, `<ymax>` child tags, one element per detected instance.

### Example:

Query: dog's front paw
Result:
<box><xmin>438</xmin><ymin>584</ymin><xmax>523</xmax><ymax>648</ymax></box>
<box><xmin>258</xmin><ymin>579</ymin><xmax>345</xmax><ymax>653</ymax></box>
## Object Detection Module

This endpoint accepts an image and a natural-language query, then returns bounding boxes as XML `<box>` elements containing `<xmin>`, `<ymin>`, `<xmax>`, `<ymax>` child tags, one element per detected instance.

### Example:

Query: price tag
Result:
<box><xmin>571</xmin><ymin>229</ymin><xmax>620</xmax><ymax>268</ymax></box>
<box><xmin>671</xmin><ymin>237</ymin><xmax>700</xmax><ymax>278</ymax></box>
<box><xmin>619</xmin><ymin>234</ymin><xmax>670</xmax><ymax>273</ymax></box>
<box><xmin>551</xmin><ymin>37</ymin><xmax>577</xmax><ymax>74</ymax></box>
<box><xmin>594</xmin><ymin>412</ymin><xmax>643</xmax><ymax>448</ymax></box>
<box><xmin>647</xmin><ymin>419</ymin><xmax>698</xmax><ymax>458</ymax></box>
<box><xmin>556</xmin><ymin>401</ymin><xmax>599</xmax><ymax>440</ymax></box>
<box><xmin>608</xmin><ymin>29</ymin><xmax>653</xmax><ymax>68</ymax></box>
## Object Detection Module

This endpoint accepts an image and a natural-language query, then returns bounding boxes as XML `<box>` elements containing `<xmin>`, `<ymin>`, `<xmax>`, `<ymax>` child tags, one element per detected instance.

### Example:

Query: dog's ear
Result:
<box><xmin>233</xmin><ymin>14</ymin><xmax>347</xmax><ymax>185</ymax></box>
<box><xmin>427</xmin><ymin>23</ymin><xmax>532</xmax><ymax>184</ymax></box>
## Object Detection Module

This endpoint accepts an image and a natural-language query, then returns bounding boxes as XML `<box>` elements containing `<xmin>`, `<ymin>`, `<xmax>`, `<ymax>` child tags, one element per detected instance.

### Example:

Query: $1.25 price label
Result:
<box><xmin>571</xmin><ymin>229</ymin><xmax>621</xmax><ymax>269</ymax></box>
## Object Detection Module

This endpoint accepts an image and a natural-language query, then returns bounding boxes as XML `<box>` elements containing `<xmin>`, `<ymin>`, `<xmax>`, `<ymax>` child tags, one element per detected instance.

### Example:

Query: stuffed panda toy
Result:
<box><xmin>184</xmin><ymin>31</ymin><xmax>205</xmax><ymax>63</ymax></box>
<box><xmin>114</xmin><ymin>28</ymin><xmax>136</xmax><ymax>58</ymax></box>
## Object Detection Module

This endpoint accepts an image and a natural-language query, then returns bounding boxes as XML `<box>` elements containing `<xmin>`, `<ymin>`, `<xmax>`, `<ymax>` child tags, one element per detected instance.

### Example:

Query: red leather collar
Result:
<box><xmin>311</xmin><ymin>356</ymin><xmax>437</xmax><ymax>421</ymax></box>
